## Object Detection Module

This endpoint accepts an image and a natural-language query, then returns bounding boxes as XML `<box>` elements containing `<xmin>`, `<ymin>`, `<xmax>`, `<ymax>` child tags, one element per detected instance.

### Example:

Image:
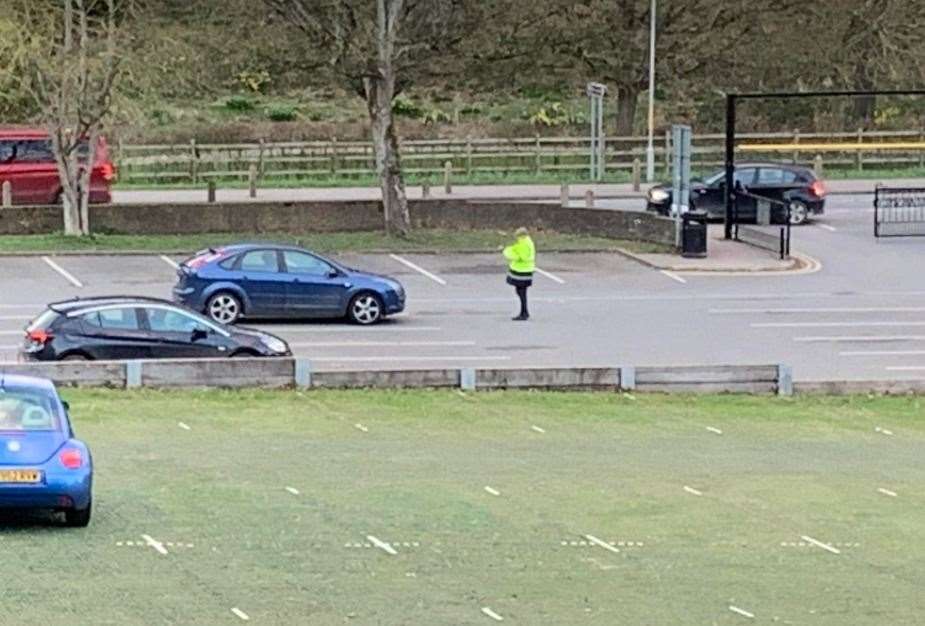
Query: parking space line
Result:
<box><xmin>817</xmin><ymin>224</ymin><xmax>837</xmax><ymax>232</ymax></box>
<box><xmin>231</xmin><ymin>608</ymin><xmax>250</xmax><ymax>621</ymax></box>
<box><xmin>288</xmin><ymin>340</ymin><xmax>475</xmax><ymax>348</ymax></box>
<box><xmin>42</xmin><ymin>257</ymin><xmax>83</xmax><ymax>288</ymax></box>
<box><xmin>535</xmin><ymin>267</ymin><xmax>565</xmax><ymax>284</ymax></box>
<box><xmin>796</xmin><ymin>335</ymin><xmax>925</xmax><ymax>343</ymax></box>
<box><xmin>253</xmin><ymin>326</ymin><xmax>441</xmax><ymax>333</ymax></box>
<box><xmin>840</xmin><ymin>350</ymin><xmax>925</xmax><ymax>357</ymax></box>
<box><xmin>0</xmin><ymin>331</ymin><xmax>25</xmax><ymax>336</ymax></box>
<box><xmin>886</xmin><ymin>366</ymin><xmax>925</xmax><ymax>372</ymax></box>
<box><xmin>713</xmin><ymin>306</ymin><xmax>925</xmax><ymax>314</ymax></box>
<box><xmin>0</xmin><ymin>316</ymin><xmax>30</xmax><ymax>321</ymax></box>
<box><xmin>801</xmin><ymin>535</ymin><xmax>841</xmax><ymax>555</ymax></box>
<box><xmin>159</xmin><ymin>255</ymin><xmax>180</xmax><ymax>270</ymax></box>
<box><xmin>141</xmin><ymin>533</ymin><xmax>169</xmax><ymax>555</ymax></box>
<box><xmin>388</xmin><ymin>254</ymin><xmax>447</xmax><ymax>285</ymax></box>
<box><xmin>660</xmin><ymin>270</ymin><xmax>687</xmax><ymax>284</ymax></box>
<box><xmin>755</xmin><ymin>321</ymin><xmax>925</xmax><ymax>329</ymax></box>
<box><xmin>308</xmin><ymin>356</ymin><xmax>511</xmax><ymax>363</ymax></box>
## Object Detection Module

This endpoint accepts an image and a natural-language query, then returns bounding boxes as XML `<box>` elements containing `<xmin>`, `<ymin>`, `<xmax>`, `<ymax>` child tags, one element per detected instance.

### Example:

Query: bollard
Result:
<box><xmin>813</xmin><ymin>154</ymin><xmax>824</xmax><ymax>177</ymax></box>
<box><xmin>584</xmin><ymin>189</ymin><xmax>595</xmax><ymax>208</ymax></box>
<box><xmin>422</xmin><ymin>182</ymin><xmax>431</xmax><ymax>199</ymax></box>
<box><xmin>632</xmin><ymin>158</ymin><xmax>641</xmax><ymax>192</ymax></box>
<box><xmin>207</xmin><ymin>180</ymin><xmax>216</xmax><ymax>203</ymax></box>
<box><xmin>560</xmin><ymin>183</ymin><xmax>569</xmax><ymax>207</ymax></box>
<box><xmin>248</xmin><ymin>164</ymin><xmax>257</xmax><ymax>198</ymax></box>
<box><xmin>1</xmin><ymin>181</ymin><xmax>11</xmax><ymax>207</ymax></box>
<box><xmin>443</xmin><ymin>161</ymin><xmax>452</xmax><ymax>194</ymax></box>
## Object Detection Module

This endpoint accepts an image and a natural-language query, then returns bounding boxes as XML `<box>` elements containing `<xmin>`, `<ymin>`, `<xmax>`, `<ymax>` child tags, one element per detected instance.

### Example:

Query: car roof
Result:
<box><xmin>48</xmin><ymin>296</ymin><xmax>175</xmax><ymax>313</ymax></box>
<box><xmin>0</xmin><ymin>374</ymin><xmax>57</xmax><ymax>392</ymax></box>
<box><xmin>0</xmin><ymin>127</ymin><xmax>49</xmax><ymax>139</ymax></box>
<box><xmin>734</xmin><ymin>161</ymin><xmax>816</xmax><ymax>174</ymax></box>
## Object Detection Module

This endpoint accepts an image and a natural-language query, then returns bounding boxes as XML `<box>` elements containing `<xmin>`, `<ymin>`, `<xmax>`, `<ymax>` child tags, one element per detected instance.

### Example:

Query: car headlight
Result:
<box><xmin>649</xmin><ymin>189</ymin><xmax>670</xmax><ymax>203</ymax></box>
<box><xmin>259</xmin><ymin>335</ymin><xmax>289</xmax><ymax>354</ymax></box>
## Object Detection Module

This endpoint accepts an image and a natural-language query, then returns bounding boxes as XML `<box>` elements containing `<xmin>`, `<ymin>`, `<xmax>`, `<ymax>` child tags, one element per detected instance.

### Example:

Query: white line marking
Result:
<box><xmin>683</xmin><ymin>486</ymin><xmax>703</xmax><ymax>496</ymax></box>
<box><xmin>288</xmin><ymin>340</ymin><xmax>475</xmax><ymax>348</ymax></box>
<box><xmin>354</xmin><ymin>423</ymin><xmax>369</xmax><ymax>433</ymax></box>
<box><xmin>389</xmin><ymin>254</ymin><xmax>447</xmax><ymax>285</ymax></box>
<box><xmin>706</xmin><ymin>426</ymin><xmax>723</xmax><ymax>435</ymax></box>
<box><xmin>42</xmin><ymin>257</ymin><xmax>83</xmax><ymax>288</ymax></box>
<box><xmin>840</xmin><ymin>350</ymin><xmax>925</xmax><ymax>357</ymax></box>
<box><xmin>817</xmin><ymin>224</ymin><xmax>837</xmax><ymax>232</ymax></box>
<box><xmin>285</xmin><ymin>486</ymin><xmax>300</xmax><ymax>495</ymax></box>
<box><xmin>484</xmin><ymin>486</ymin><xmax>500</xmax><ymax>496</ymax></box>
<box><xmin>878</xmin><ymin>488</ymin><xmax>898</xmax><ymax>497</ymax></box>
<box><xmin>801</xmin><ymin>535</ymin><xmax>841</xmax><ymax>555</ymax></box>
<box><xmin>535</xmin><ymin>267</ymin><xmax>565</xmax><ymax>284</ymax></box>
<box><xmin>177</xmin><ymin>422</ymin><xmax>191</xmax><ymax>431</ymax></box>
<box><xmin>309</xmin><ymin>356</ymin><xmax>512</xmax><ymax>363</ymax></box>
<box><xmin>874</xmin><ymin>427</ymin><xmax>894</xmax><ymax>436</ymax></box>
<box><xmin>159</xmin><ymin>255</ymin><xmax>180</xmax><ymax>269</ymax></box>
<box><xmin>0</xmin><ymin>316</ymin><xmax>30</xmax><ymax>321</ymax></box>
<box><xmin>584</xmin><ymin>534</ymin><xmax>620</xmax><ymax>554</ymax></box>
<box><xmin>661</xmin><ymin>270</ymin><xmax>687</xmax><ymax>284</ymax></box>
<box><xmin>231</xmin><ymin>608</ymin><xmax>250</xmax><ymax>621</ymax></box>
<box><xmin>729</xmin><ymin>605</ymin><xmax>755</xmax><ymax>619</ymax></box>
<box><xmin>141</xmin><ymin>534</ymin><xmax>168</xmax><ymax>555</ymax></box>
<box><xmin>252</xmin><ymin>326</ymin><xmax>442</xmax><ymax>334</ymax></box>
<box><xmin>0</xmin><ymin>331</ymin><xmax>24</xmax><ymax>336</ymax></box>
<box><xmin>481</xmin><ymin>607</ymin><xmax>504</xmax><ymax>621</ymax></box>
<box><xmin>366</xmin><ymin>535</ymin><xmax>398</xmax><ymax>555</ymax></box>
<box><xmin>756</xmin><ymin>321</ymin><xmax>925</xmax><ymax>328</ymax></box>
<box><xmin>886</xmin><ymin>366</ymin><xmax>925</xmax><ymax>372</ymax></box>
<box><xmin>795</xmin><ymin>335</ymin><xmax>925</xmax><ymax>343</ymax></box>
<box><xmin>712</xmin><ymin>307</ymin><xmax>925</xmax><ymax>314</ymax></box>
<box><xmin>531</xmin><ymin>425</ymin><xmax>546</xmax><ymax>434</ymax></box>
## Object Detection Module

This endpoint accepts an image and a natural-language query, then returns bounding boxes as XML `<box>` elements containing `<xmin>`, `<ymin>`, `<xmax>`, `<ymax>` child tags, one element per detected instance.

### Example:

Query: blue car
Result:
<box><xmin>0</xmin><ymin>375</ymin><xmax>92</xmax><ymax>526</ymax></box>
<box><xmin>172</xmin><ymin>244</ymin><xmax>406</xmax><ymax>325</ymax></box>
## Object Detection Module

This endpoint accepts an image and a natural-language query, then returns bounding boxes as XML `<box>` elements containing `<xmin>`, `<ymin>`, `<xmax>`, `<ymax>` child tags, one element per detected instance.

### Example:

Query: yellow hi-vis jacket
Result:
<box><xmin>503</xmin><ymin>236</ymin><xmax>536</xmax><ymax>273</ymax></box>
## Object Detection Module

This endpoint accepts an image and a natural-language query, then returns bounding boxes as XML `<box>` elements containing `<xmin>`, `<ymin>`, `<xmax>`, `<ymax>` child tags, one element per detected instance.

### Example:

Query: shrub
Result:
<box><xmin>225</xmin><ymin>96</ymin><xmax>256</xmax><ymax>112</ymax></box>
<box><xmin>392</xmin><ymin>96</ymin><xmax>423</xmax><ymax>118</ymax></box>
<box><xmin>266</xmin><ymin>105</ymin><xmax>298</xmax><ymax>122</ymax></box>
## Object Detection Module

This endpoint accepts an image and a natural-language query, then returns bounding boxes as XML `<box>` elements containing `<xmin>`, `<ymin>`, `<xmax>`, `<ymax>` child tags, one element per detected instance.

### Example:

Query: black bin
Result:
<box><xmin>681</xmin><ymin>211</ymin><xmax>708</xmax><ymax>258</ymax></box>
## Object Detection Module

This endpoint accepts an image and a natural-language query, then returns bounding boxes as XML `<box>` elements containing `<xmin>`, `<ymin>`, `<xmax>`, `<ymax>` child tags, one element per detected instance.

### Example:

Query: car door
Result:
<box><xmin>76</xmin><ymin>307</ymin><xmax>153</xmax><ymax>359</ymax></box>
<box><xmin>142</xmin><ymin>306</ymin><xmax>229</xmax><ymax>358</ymax></box>
<box><xmin>0</xmin><ymin>140</ymin><xmax>15</xmax><ymax>202</ymax></box>
<box><xmin>281</xmin><ymin>250</ymin><xmax>350</xmax><ymax>318</ymax></box>
<box><xmin>235</xmin><ymin>249</ymin><xmax>288</xmax><ymax>317</ymax></box>
<box><xmin>753</xmin><ymin>167</ymin><xmax>801</xmax><ymax>223</ymax></box>
<box><xmin>12</xmin><ymin>140</ymin><xmax>59</xmax><ymax>205</ymax></box>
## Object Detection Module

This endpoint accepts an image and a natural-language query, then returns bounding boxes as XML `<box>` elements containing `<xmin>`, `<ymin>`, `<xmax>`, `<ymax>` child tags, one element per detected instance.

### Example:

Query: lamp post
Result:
<box><xmin>645</xmin><ymin>0</ymin><xmax>656</xmax><ymax>182</ymax></box>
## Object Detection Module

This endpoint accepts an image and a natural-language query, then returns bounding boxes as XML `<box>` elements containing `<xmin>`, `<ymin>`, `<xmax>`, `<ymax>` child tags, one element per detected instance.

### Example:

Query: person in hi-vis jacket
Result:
<box><xmin>502</xmin><ymin>227</ymin><xmax>535</xmax><ymax>321</ymax></box>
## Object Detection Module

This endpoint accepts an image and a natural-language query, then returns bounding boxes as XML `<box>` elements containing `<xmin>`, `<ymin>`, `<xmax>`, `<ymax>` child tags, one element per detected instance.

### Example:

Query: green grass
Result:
<box><xmin>4</xmin><ymin>389</ymin><xmax>923</xmax><ymax>625</ymax></box>
<box><xmin>0</xmin><ymin>229</ymin><xmax>669</xmax><ymax>254</ymax></box>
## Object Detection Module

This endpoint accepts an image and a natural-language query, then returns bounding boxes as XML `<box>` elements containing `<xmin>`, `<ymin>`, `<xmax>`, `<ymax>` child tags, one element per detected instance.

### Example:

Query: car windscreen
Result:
<box><xmin>0</xmin><ymin>388</ymin><xmax>62</xmax><ymax>432</ymax></box>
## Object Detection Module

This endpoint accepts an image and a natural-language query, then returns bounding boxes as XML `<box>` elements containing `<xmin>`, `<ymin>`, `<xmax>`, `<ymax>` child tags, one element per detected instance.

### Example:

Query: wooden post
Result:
<box><xmin>189</xmin><ymin>139</ymin><xmax>198</xmax><ymax>184</ymax></box>
<box><xmin>465</xmin><ymin>136</ymin><xmax>473</xmax><ymax>178</ymax></box>
<box><xmin>813</xmin><ymin>154</ymin><xmax>824</xmax><ymax>177</ymax></box>
<box><xmin>1</xmin><ymin>181</ymin><xmax>11</xmax><ymax>207</ymax></box>
<box><xmin>856</xmin><ymin>128</ymin><xmax>863</xmax><ymax>171</ymax></box>
<box><xmin>330</xmin><ymin>137</ymin><xmax>338</xmax><ymax>176</ymax></box>
<box><xmin>584</xmin><ymin>189</ymin><xmax>594</xmax><ymax>208</ymax></box>
<box><xmin>920</xmin><ymin>129</ymin><xmax>924</xmax><ymax>169</ymax></box>
<box><xmin>632</xmin><ymin>158</ymin><xmax>641</xmax><ymax>191</ymax></box>
<box><xmin>663</xmin><ymin>129</ymin><xmax>671</xmax><ymax>175</ymax></box>
<box><xmin>444</xmin><ymin>161</ymin><xmax>452</xmax><ymax>194</ymax></box>
<box><xmin>248</xmin><ymin>164</ymin><xmax>258</xmax><ymax>198</ymax></box>
<box><xmin>534</xmin><ymin>134</ymin><xmax>541</xmax><ymax>174</ymax></box>
<box><xmin>422</xmin><ymin>182</ymin><xmax>431</xmax><ymax>199</ymax></box>
<box><xmin>257</xmin><ymin>138</ymin><xmax>265</xmax><ymax>179</ymax></box>
<box><xmin>207</xmin><ymin>181</ymin><xmax>216</xmax><ymax>203</ymax></box>
<box><xmin>792</xmin><ymin>129</ymin><xmax>800</xmax><ymax>163</ymax></box>
<box><xmin>560</xmin><ymin>183</ymin><xmax>569</xmax><ymax>207</ymax></box>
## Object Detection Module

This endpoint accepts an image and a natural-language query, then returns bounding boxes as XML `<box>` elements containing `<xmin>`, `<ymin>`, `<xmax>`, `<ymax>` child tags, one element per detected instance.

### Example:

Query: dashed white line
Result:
<box><xmin>484</xmin><ymin>486</ymin><xmax>500</xmax><ymax>496</ymax></box>
<box><xmin>661</xmin><ymin>270</ymin><xmax>687</xmax><ymax>284</ymax></box>
<box><xmin>801</xmin><ymin>535</ymin><xmax>841</xmax><ymax>555</ymax></box>
<box><xmin>354</xmin><ymin>423</ymin><xmax>369</xmax><ymax>433</ymax></box>
<box><xmin>878</xmin><ymin>488</ymin><xmax>898</xmax><ymax>497</ymax></box>
<box><xmin>285</xmin><ymin>486</ymin><xmax>300</xmax><ymax>495</ymax></box>
<box><xmin>366</xmin><ymin>535</ymin><xmax>398</xmax><ymax>555</ymax></box>
<box><xmin>531</xmin><ymin>425</ymin><xmax>546</xmax><ymax>434</ymax></box>
<box><xmin>159</xmin><ymin>255</ymin><xmax>180</xmax><ymax>269</ymax></box>
<box><xmin>42</xmin><ymin>257</ymin><xmax>83</xmax><ymax>288</ymax></box>
<box><xmin>481</xmin><ymin>607</ymin><xmax>504</xmax><ymax>621</ymax></box>
<box><xmin>388</xmin><ymin>254</ymin><xmax>447</xmax><ymax>285</ymax></box>
<box><xmin>177</xmin><ymin>422</ymin><xmax>191</xmax><ymax>431</ymax></box>
<box><xmin>729</xmin><ymin>605</ymin><xmax>755</xmax><ymax>619</ymax></box>
<box><xmin>817</xmin><ymin>224</ymin><xmax>837</xmax><ymax>232</ymax></box>
<box><xmin>584</xmin><ymin>534</ymin><xmax>620</xmax><ymax>554</ymax></box>
<box><xmin>706</xmin><ymin>426</ymin><xmax>723</xmax><ymax>435</ymax></box>
<box><xmin>535</xmin><ymin>267</ymin><xmax>566</xmax><ymax>284</ymax></box>
<box><xmin>141</xmin><ymin>534</ymin><xmax>168</xmax><ymax>555</ymax></box>
<box><xmin>683</xmin><ymin>486</ymin><xmax>703</xmax><ymax>496</ymax></box>
<box><xmin>875</xmin><ymin>427</ymin><xmax>894</xmax><ymax>436</ymax></box>
<box><xmin>231</xmin><ymin>608</ymin><xmax>250</xmax><ymax>621</ymax></box>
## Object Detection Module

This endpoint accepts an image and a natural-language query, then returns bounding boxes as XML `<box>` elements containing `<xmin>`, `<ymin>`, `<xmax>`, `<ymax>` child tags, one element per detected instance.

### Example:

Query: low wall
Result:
<box><xmin>0</xmin><ymin>199</ymin><xmax>677</xmax><ymax>247</ymax></box>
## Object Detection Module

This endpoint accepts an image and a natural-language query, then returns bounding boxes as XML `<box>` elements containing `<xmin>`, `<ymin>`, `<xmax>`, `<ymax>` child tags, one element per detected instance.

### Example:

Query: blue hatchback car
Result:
<box><xmin>0</xmin><ymin>375</ymin><xmax>92</xmax><ymax>526</ymax></box>
<box><xmin>172</xmin><ymin>243</ymin><xmax>406</xmax><ymax>325</ymax></box>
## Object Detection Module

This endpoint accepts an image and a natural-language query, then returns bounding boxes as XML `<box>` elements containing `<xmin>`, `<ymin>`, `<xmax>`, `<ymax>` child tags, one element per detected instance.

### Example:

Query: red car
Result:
<box><xmin>0</xmin><ymin>128</ymin><xmax>115</xmax><ymax>205</ymax></box>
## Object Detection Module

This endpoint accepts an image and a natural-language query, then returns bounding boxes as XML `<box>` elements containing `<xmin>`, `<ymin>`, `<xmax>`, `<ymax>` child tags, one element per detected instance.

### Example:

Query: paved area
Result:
<box><xmin>2</xmin><ymin>193</ymin><xmax>924</xmax><ymax>381</ymax></box>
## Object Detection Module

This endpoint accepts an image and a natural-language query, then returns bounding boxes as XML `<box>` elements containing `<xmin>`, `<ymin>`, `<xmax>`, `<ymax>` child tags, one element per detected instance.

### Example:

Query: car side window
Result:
<box><xmin>734</xmin><ymin>168</ymin><xmax>757</xmax><ymax>186</ymax></box>
<box><xmin>0</xmin><ymin>140</ymin><xmax>15</xmax><ymax>163</ymax></box>
<box><xmin>219</xmin><ymin>255</ymin><xmax>238</xmax><ymax>270</ymax></box>
<box><xmin>240</xmin><ymin>250</ymin><xmax>279</xmax><ymax>273</ymax></box>
<box><xmin>81</xmin><ymin>308</ymin><xmax>141</xmax><ymax>330</ymax></box>
<box><xmin>283</xmin><ymin>251</ymin><xmax>332</xmax><ymax>276</ymax></box>
<box><xmin>146</xmin><ymin>308</ymin><xmax>205</xmax><ymax>333</ymax></box>
<box><xmin>757</xmin><ymin>168</ymin><xmax>798</xmax><ymax>185</ymax></box>
<box><xmin>15</xmin><ymin>140</ymin><xmax>55</xmax><ymax>163</ymax></box>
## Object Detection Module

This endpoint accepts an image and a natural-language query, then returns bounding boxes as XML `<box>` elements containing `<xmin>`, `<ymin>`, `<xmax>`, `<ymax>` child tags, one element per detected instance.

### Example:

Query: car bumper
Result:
<box><xmin>172</xmin><ymin>286</ymin><xmax>203</xmax><ymax>309</ymax></box>
<box><xmin>0</xmin><ymin>471</ymin><xmax>92</xmax><ymax>510</ymax></box>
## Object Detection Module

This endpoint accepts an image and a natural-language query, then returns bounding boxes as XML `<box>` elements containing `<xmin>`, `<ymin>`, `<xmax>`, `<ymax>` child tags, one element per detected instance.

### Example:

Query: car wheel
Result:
<box><xmin>64</xmin><ymin>500</ymin><xmax>91</xmax><ymax>527</ymax></box>
<box><xmin>348</xmin><ymin>293</ymin><xmax>383</xmax><ymax>325</ymax></box>
<box><xmin>207</xmin><ymin>292</ymin><xmax>242</xmax><ymax>325</ymax></box>
<box><xmin>230</xmin><ymin>350</ymin><xmax>258</xmax><ymax>358</ymax></box>
<box><xmin>61</xmin><ymin>353</ymin><xmax>90</xmax><ymax>361</ymax></box>
<box><xmin>789</xmin><ymin>201</ymin><xmax>809</xmax><ymax>226</ymax></box>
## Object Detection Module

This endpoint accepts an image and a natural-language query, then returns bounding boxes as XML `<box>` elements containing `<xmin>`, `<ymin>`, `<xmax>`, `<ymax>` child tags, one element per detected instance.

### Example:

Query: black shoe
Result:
<box><xmin>512</xmin><ymin>314</ymin><xmax>529</xmax><ymax>321</ymax></box>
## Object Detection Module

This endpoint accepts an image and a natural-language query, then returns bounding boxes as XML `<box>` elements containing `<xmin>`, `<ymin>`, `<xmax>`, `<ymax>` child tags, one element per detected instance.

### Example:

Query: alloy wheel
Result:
<box><xmin>208</xmin><ymin>294</ymin><xmax>240</xmax><ymax>324</ymax></box>
<box><xmin>351</xmin><ymin>295</ymin><xmax>382</xmax><ymax>325</ymax></box>
<box><xmin>789</xmin><ymin>201</ymin><xmax>808</xmax><ymax>226</ymax></box>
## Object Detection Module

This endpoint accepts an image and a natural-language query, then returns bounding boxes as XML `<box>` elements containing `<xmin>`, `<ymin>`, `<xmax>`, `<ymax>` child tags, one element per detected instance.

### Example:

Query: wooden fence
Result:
<box><xmin>115</xmin><ymin>129</ymin><xmax>925</xmax><ymax>184</ymax></box>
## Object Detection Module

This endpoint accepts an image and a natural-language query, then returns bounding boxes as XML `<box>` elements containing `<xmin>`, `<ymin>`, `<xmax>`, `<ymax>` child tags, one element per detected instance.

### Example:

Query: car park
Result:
<box><xmin>646</xmin><ymin>162</ymin><xmax>826</xmax><ymax>225</ymax></box>
<box><xmin>173</xmin><ymin>243</ymin><xmax>406</xmax><ymax>325</ymax></box>
<box><xmin>0</xmin><ymin>375</ymin><xmax>92</xmax><ymax>526</ymax></box>
<box><xmin>20</xmin><ymin>296</ymin><xmax>291</xmax><ymax>362</ymax></box>
<box><xmin>0</xmin><ymin>128</ymin><xmax>115</xmax><ymax>205</ymax></box>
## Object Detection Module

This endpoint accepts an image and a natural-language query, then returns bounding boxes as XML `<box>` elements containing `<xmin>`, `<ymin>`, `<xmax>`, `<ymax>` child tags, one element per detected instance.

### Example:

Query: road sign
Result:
<box><xmin>671</xmin><ymin>124</ymin><xmax>692</xmax><ymax>247</ymax></box>
<box><xmin>587</xmin><ymin>83</ymin><xmax>607</xmax><ymax>181</ymax></box>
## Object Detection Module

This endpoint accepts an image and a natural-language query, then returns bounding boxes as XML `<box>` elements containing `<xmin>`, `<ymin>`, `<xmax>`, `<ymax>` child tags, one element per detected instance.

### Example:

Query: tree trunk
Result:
<box><xmin>615</xmin><ymin>84</ymin><xmax>641</xmax><ymax>136</ymax></box>
<box><xmin>365</xmin><ymin>74</ymin><xmax>411</xmax><ymax>237</ymax></box>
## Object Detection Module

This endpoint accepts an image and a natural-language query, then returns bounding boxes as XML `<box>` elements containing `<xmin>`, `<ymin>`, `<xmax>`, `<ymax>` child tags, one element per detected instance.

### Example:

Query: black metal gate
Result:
<box><xmin>874</xmin><ymin>185</ymin><xmax>925</xmax><ymax>237</ymax></box>
<box><xmin>732</xmin><ymin>190</ymin><xmax>792</xmax><ymax>260</ymax></box>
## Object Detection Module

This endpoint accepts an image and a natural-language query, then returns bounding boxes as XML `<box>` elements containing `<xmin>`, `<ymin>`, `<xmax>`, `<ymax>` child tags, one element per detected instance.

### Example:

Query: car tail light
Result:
<box><xmin>27</xmin><ymin>329</ymin><xmax>53</xmax><ymax>345</ymax></box>
<box><xmin>59</xmin><ymin>448</ymin><xmax>83</xmax><ymax>469</ymax></box>
<box><xmin>94</xmin><ymin>163</ymin><xmax>116</xmax><ymax>182</ymax></box>
<box><xmin>810</xmin><ymin>180</ymin><xmax>826</xmax><ymax>197</ymax></box>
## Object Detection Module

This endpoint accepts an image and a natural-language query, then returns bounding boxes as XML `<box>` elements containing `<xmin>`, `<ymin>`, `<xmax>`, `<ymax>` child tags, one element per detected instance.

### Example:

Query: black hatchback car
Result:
<box><xmin>646</xmin><ymin>162</ymin><xmax>826</xmax><ymax>225</ymax></box>
<box><xmin>20</xmin><ymin>297</ymin><xmax>291</xmax><ymax>361</ymax></box>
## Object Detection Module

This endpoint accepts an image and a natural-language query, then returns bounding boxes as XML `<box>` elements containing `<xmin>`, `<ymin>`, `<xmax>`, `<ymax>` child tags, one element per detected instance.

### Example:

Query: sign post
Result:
<box><xmin>587</xmin><ymin>82</ymin><xmax>607</xmax><ymax>182</ymax></box>
<box><xmin>671</xmin><ymin>124</ymin><xmax>692</xmax><ymax>247</ymax></box>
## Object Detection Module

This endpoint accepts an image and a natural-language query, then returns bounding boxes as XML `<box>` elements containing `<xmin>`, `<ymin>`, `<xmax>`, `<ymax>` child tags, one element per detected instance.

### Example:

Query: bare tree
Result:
<box><xmin>265</xmin><ymin>0</ymin><xmax>478</xmax><ymax>237</ymax></box>
<box><xmin>10</xmin><ymin>0</ymin><xmax>122</xmax><ymax>236</ymax></box>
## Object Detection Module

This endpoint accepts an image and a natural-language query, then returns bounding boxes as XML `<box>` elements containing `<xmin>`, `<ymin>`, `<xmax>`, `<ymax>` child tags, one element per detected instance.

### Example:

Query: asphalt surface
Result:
<box><xmin>3</xmin><ymin>193</ymin><xmax>925</xmax><ymax>381</ymax></box>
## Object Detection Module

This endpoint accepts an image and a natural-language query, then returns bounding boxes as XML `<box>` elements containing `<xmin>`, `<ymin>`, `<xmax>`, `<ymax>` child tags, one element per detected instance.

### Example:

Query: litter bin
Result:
<box><xmin>681</xmin><ymin>211</ymin><xmax>708</xmax><ymax>258</ymax></box>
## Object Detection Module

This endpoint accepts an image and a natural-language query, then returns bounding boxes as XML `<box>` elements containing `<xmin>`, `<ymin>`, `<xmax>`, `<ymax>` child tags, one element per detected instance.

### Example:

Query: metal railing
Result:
<box><xmin>732</xmin><ymin>190</ymin><xmax>791</xmax><ymax>260</ymax></box>
<box><xmin>874</xmin><ymin>185</ymin><xmax>925</xmax><ymax>237</ymax></box>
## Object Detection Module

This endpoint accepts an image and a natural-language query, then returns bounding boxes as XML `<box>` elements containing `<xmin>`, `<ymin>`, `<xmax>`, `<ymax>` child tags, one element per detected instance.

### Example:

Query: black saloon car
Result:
<box><xmin>646</xmin><ymin>162</ymin><xmax>826</xmax><ymax>225</ymax></box>
<box><xmin>20</xmin><ymin>297</ymin><xmax>291</xmax><ymax>361</ymax></box>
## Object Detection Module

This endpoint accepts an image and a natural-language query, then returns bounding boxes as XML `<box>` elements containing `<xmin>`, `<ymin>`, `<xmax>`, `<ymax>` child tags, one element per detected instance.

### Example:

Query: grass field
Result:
<box><xmin>2</xmin><ymin>389</ymin><xmax>923</xmax><ymax>625</ymax></box>
<box><xmin>0</xmin><ymin>229</ymin><xmax>668</xmax><ymax>255</ymax></box>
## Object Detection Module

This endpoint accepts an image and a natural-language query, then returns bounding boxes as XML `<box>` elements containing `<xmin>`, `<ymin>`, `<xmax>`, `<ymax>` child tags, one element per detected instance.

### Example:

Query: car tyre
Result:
<box><xmin>61</xmin><ymin>353</ymin><xmax>90</xmax><ymax>361</ymax></box>
<box><xmin>348</xmin><ymin>293</ymin><xmax>383</xmax><ymax>325</ymax></box>
<box><xmin>788</xmin><ymin>200</ymin><xmax>809</xmax><ymax>226</ymax></box>
<box><xmin>206</xmin><ymin>292</ymin><xmax>242</xmax><ymax>325</ymax></box>
<box><xmin>64</xmin><ymin>500</ymin><xmax>91</xmax><ymax>527</ymax></box>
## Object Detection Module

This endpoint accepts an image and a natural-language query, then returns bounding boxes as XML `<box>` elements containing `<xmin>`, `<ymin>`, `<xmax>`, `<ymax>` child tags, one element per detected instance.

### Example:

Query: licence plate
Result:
<box><xmin>0</xmin><ymin>470</ymin><xmax>42</xmax><ymax>483</ymax></box>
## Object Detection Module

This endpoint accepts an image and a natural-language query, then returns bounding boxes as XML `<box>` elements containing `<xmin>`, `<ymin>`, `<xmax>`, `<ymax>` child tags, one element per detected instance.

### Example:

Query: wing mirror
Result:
<box><xmin>327</xmin><ymin>268</ymin><xmax>341</xmax><ymax>278</ymax></box>
<box><xmin>191</xmin><ymin>327</ymin><xmax>210</xmax><ymax>342</ymax></box>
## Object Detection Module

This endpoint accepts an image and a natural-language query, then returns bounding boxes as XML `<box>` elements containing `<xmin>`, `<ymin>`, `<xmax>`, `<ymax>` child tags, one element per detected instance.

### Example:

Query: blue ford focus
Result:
<box><xmin>172</xmin><ymin>243</ymin><xmax>406</xmax><ymax>325</ymax></box>
<box><xmin>0</xmin><ymin>375</ymin><xmax>92</xmax><ymax>526</ymax></box>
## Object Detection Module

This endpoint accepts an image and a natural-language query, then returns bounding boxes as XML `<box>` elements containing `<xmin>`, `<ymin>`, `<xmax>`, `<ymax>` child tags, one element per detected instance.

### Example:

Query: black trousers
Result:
<box><xmin>515</xmin><ymin>284</ymin><xmax>529</xmax><ymax>317</ymax></box>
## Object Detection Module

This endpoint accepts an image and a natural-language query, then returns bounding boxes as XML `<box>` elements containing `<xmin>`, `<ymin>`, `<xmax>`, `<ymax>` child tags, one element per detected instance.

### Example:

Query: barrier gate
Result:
<box><xmin>874</xmin><ymin>186</ymin><xmax>925</xmax><ymax>237</ymax></box>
